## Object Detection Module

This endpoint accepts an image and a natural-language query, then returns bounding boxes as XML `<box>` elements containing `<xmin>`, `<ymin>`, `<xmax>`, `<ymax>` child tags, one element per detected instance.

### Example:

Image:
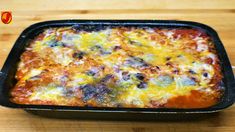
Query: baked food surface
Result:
<box><xmin>10</xmin><ymin>26</ymin><xmax>224</xmax><ymax>108</ymax></box>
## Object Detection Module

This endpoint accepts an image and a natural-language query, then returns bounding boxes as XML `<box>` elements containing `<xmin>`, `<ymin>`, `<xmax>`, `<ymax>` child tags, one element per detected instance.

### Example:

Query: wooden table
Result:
<box><xmin>0</xmin><ymin>0</ymin><xmax>235</xmax><ymax>131</ymax></box>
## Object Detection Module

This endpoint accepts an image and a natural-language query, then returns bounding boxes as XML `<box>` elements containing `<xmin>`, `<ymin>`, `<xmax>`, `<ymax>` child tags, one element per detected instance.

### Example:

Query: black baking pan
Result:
<box><xmin>0</xmin><ymin>20</ymin><xmax>234</xmax><ymax>120</ymax></box>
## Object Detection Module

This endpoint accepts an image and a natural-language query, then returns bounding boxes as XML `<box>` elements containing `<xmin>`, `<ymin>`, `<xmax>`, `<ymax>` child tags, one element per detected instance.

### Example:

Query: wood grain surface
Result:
<box><xmin>0</xmin><ymin>0</ymin><xmax>235</xmax><ymax>132</ymax></box>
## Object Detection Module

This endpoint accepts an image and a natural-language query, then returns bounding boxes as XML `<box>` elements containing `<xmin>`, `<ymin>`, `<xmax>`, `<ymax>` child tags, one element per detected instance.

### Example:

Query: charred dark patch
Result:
<box><xmin>86</xmin><ymin>70</ymin><xmax>96</xmax><ymax>76</ymax></box>
<box><xmin>177</xmin><ymin>55</ymin><xmax>182</xmax><ymax>58</ymax></box>
<box><xmin>49</xmin><ymin>43</ymin><xmax>58</xmax><ymax>47</ymax></box>
<box><xmin>137</xmin><ymin>82</ymin><xmax>147</xmax><ymax>89</ymax></box>
<box><xmin>173</xmin><ymin>69</ymin><xmax>179</xmax><ymax>74</ymax></box>
<box><xmin>203</xmin><ymin>73</ymin><xmax>208</xmax><ymax>77</ymax></box>
<box><xmin>100</xmin><ymin>66</ymin><xmax>105</xmax><ymax>71</ymax></box>
<box><xmin>80</xmin><ymin>85</ymin><xmax>97</xmax><ymax>101</ymax></box>
<box><xmin>113</xmin><ymin>46</ymin><xmax>122</xmax><ymax>51</ymax></box>
<box><xmin>191</xmin><ymin>77</ymin><xmax>197</xmax><ymax>82</ymax></box>
<box><xmin>166</xmin><ymin>57</ymin><xmax>171</xmax><ymax>61</ymax></box>
<box><xmin>122</xmin><ymin>72</ymin><xmax>130</xmax><ymax>81</ymax></box>
<box><xmin>72</xmin><ymin>25</ymin><xmax>107</xmax><ymax>32</ymax></box>
<box><xmin>189</xmin><ymin>69</ymin><xmax>196</xmax><ymax>74</ymax></box>
<box><xmin>125</xmin><ymin>56</ymin><xmax>149</xmax><ymax>68</ymax></box>
<box><xmin>135</xmin><ymin>73</ymin><xmax>145</xmax><ymax>80</ymax></box>
<box><xmin>166</xmin><ymin>62</ymin><xmax>173</xmax><ymax>67</ymax></box>
<box><xmin>91</xmin><ymin>45</ymin><xmax>111</xmax><ymax>55</ymax></box>
<box><xmin>29</xmin><ymin>75</ymin><xmax>41</xmax><ymax>81</ymax></box>
<box><xmin>80</xmin><ymin>84</ymin><xmax>111</xmax><ymax>102</ymax></box>
<box><xmin>100</xmin><ymin>50</ymin><xmax>111</xmax><ymax>55</ymax></box>
<box><xmin>64</xmin><ymin>89</ymin><xmax>75</xmax><ymax>98</ymax></box>
<box><xmin>47</xmin><ymin>40</ymin><xmax>60</xmax><ymax>47</ymax></box>
<box><xmin>91</xmin><ymin>45</ymin><xmax>102</xmax><ymax>50</ymax></box>
<box><xmin>129</xmin><ymin>40</ymin><xmax>142</xmax><ymax>46</ymax></box>
<box><xmin>73</xmin><ymin>51</ymin><xmax>85</xmax><ymax>59</ymax></box>
<box><xmin>156</xmin><ymin>66</ymin><xmax>161</xmax><ymax>70</ymax></box>
<box><xmin>101</xmin><ymin>74</ymin><xmax>114</xmax><ymax>83</ymax></box>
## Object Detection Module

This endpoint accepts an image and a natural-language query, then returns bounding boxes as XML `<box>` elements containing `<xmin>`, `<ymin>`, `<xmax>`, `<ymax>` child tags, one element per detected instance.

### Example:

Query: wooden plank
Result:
<box><xmin>1</xmin><ymin>0</ymin><xmax>235</xmax><ymax>10</ymax></box>
<box><xmin>0</xmin><ymin>106</ymin><xmax>235</xmax><ymax>132</ymax></box>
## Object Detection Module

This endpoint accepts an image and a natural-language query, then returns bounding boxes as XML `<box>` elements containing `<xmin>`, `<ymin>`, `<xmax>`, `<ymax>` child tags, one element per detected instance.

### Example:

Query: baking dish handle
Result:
<box><xmin>232</xmin><ymin>66</ymin><xmax>235</xmax><ymax>102</ymax></box>
<box><xmin>233</xmin><ymin>81</ymin><xmax>235</xmax><ymax>103</ymax></box>
<box><xmin>0</xmin><ymin>71</ymin><xmax>6</xmax><ymax>88</ymax></box>
<box><xmin>0</xmin><ymin>71</ymin><xmax>10</xmax><ymax>107</ymax></box>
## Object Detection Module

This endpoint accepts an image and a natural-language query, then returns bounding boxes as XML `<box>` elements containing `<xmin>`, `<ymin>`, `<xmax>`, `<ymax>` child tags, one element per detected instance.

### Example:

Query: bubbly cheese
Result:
<box><xmin>22</xmin><ymin>68</ymin><xmax>43</xmax><ymax>81</ymax></box>
<box><xmin>30</xmin><ymin>85</ymin><xmax>65</xmax><ymax>102</ymax></box>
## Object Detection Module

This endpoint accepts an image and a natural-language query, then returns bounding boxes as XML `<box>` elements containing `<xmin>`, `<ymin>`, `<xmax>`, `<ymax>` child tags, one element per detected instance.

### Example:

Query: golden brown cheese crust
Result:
<box><xmin>10</xmin><ymin>27</ymin><xmax>224</xmax><ymax>108</ymax></box>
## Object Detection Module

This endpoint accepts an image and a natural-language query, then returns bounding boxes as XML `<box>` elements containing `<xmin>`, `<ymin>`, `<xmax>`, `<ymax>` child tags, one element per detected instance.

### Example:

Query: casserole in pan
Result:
<box><xmin>0</xmin><ymin>20</ymin><xmax>234</xmax><ymax>119</ymax></box>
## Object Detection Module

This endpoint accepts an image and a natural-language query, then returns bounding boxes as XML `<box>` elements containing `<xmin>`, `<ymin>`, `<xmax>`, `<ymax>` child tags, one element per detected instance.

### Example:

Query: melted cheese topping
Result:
<box><xmin>11</xmin><ymin>27</ymin><xmax>224</xmax><ymax>108</ymax></box>
<box><xmin>30</xmin><ymin>85</ymin><xmax>65</xmax><ymax>102</ymax></box>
